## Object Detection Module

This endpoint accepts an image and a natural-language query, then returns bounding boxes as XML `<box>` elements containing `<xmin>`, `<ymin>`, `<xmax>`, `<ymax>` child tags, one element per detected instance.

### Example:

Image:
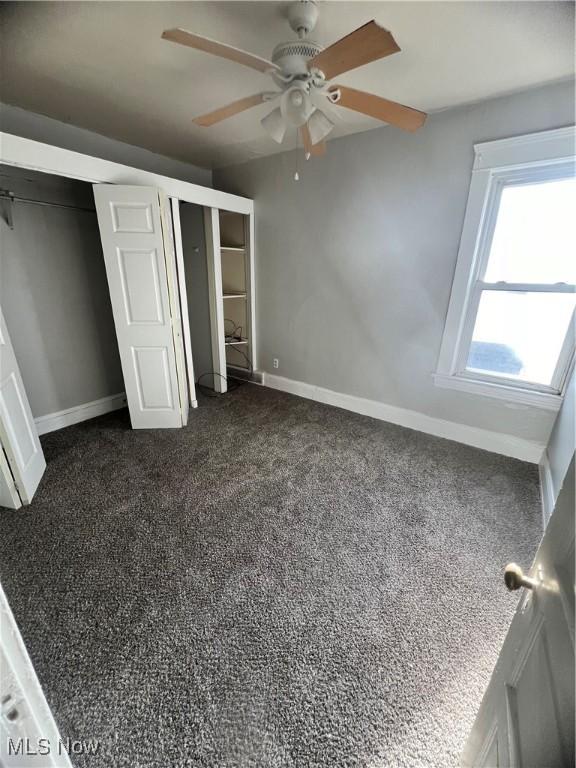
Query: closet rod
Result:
<box><xmin>0</xmin><ymin>192</ymin><xmax>95</xmax><ymax>214</ymax></box>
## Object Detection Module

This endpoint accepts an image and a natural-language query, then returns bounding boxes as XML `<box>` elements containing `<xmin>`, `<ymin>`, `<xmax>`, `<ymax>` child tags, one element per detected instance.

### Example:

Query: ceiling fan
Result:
<box><xmin>162</xmin><ymin>1</ymin><xmax>427</xmax><ymax>159</ymax></box>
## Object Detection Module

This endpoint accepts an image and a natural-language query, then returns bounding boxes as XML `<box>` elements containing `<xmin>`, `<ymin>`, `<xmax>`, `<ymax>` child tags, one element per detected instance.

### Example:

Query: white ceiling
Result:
<box><xmin>1</xmin><ymin>1</ymin><xmax>573</xmax><ymax>169</ymax></box>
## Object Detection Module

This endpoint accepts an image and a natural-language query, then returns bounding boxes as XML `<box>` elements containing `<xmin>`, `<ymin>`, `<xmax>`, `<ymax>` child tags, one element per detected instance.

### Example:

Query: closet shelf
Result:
<box><xmin>224</xmin><ymin>338</ymin><xmax>249</xmax><ymax>346</ymax></box>
<box><xmin>222</xmin><ymin>292</ymin><xmax>247</xmax><ymax>299</ymax></box>
<box><xmin>220</xmin><ymin>246</ymin><xmax>245</xmax><ymax>253</ymax></box>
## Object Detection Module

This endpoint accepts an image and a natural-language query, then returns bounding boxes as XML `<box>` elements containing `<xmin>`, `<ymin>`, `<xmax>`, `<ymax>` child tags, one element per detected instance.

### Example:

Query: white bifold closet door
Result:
<box><xmin>93</xmin><ymin>185</ymin><xmax>188</xmax><ymax>429</ymax></box>
<box><xmin>0</xmin><ymin>308</ymin><xmax>46</xmax><ymax>507</ymax></box>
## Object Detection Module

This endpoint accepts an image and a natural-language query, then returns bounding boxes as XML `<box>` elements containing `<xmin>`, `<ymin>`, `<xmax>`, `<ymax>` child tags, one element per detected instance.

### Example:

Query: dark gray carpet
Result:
<box><xmin>0</xmin><ymin>384</ymin><xmax>542</xmax><ymax>767</ymax></box>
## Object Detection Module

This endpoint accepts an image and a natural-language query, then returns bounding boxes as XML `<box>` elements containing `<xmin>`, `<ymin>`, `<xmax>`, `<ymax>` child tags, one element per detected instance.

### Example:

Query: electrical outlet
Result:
<box><xmin>273</xmin><ymin>358</ymin><xmax>279</xmax><ymax>369</ymax></box>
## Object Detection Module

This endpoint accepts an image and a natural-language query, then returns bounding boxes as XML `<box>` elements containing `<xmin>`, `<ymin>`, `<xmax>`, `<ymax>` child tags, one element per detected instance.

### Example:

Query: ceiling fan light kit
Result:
<box><xmin>163</xmin><ymin>0</ymin><xmax>427</xmax><ymax>172</ymax></box>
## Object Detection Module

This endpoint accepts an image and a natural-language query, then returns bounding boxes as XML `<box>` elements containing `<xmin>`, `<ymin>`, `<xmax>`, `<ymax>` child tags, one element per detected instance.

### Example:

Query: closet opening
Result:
<box><xmin>1</xmin><ymin>158</ymin><xmax>257</xmax><ymax>443</ymax></box>
<box><xmin>177</xmin><ymin>205</ymin><xmax>256</xmax><ymax>397</ymax></box>
<box><xmin>0</xmin><ymin>163</ymin><xmax>125</xmax><ymax>433</ymax></box>
<box><xmin>177</xmin><ymin>201</ymin><xmax>216</xmax><ymax>393</ymax></box>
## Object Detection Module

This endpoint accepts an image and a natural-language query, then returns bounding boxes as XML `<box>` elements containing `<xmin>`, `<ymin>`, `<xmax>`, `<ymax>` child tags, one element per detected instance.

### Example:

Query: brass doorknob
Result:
<box><xmin>504</xmin><ymin>563</ymin><xmax>537</xmax><ymax>591</ymax></box>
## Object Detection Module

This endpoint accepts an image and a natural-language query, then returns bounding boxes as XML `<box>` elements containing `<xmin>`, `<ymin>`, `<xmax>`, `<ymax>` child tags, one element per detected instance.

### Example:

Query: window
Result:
<box><xmin>436</xmin><ymin>127</ymin><xmax>576</xmax><ymax>410</ymax></box>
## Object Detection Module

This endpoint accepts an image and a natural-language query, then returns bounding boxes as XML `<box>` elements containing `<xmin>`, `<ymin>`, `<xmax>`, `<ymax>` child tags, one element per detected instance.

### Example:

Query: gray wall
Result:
<box><xmin>0</xmin><ymin>165</ymin><xmax>124</xmax><ymax>418</ymax></box>
<box><xmin>0</xmin><ymin>103</ymin><xmax>212</xmax><ymax>187</ymax></box>
<box><xmin>545</xmin><ymin>367</ymin><xmax>575</xmax><ymax>502</ymax></box>
<box><xmin>179</xmin><ymin>203</ymin><xmax>214</xmax><ymax>387</ymax></box>
<box><xmin>214</xmin><ymin>80</ymin><xmax>575</xmax><ymax>445</ymax></box>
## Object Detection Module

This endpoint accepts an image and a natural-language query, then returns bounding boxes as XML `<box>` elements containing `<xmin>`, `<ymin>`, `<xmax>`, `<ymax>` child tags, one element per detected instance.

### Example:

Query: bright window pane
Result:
<box><xmin>467</xmin><ymin>291</ymin><xmax>575</xmax><ymax>385</ymax></box>
<box><xmin>484</xmin><ymin>177</ymin><xmax>576</xmax><ymax>284</ymax></box>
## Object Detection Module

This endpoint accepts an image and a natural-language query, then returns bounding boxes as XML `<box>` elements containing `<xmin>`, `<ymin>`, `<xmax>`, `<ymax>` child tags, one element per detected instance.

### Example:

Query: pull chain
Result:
<box><xmin>294</xmin><ymin>127</ymin><xmax>300</xmax><ymax>181</ymax></box>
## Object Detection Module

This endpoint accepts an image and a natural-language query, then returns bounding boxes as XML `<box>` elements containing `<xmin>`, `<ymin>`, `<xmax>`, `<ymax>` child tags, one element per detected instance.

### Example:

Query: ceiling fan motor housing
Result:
<box><xmin>271</xmin><ymin>40</ymin><xmax>323</xmax><ymax>77</ymax></box>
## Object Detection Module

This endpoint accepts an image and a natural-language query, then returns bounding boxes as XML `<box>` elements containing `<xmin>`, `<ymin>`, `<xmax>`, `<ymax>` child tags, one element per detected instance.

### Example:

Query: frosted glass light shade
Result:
<box><xmin>308</xmin><ymin>109</ymin><xmax>334</xmax><ymax>145</ymax></box>
<box><xmin>261</xmin><ymin>108</ymin><xmax>286</xmax><ymax>144</ymax></box>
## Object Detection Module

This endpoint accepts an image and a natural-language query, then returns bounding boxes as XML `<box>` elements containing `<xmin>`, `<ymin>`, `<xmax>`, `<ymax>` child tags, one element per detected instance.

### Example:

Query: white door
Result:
<box><xmin>463</xmin><ymin>457</ymin><xmax>575</xmax><ymax>767</ymax></box>
<box><xmin>93</xmin><ymin>185</ymin><xmax>183</xmax><ymax>429</ymax></box>
<box><xmin>0</xmin><ymin>444</ymin><xmax>21</xmax><ymax>510</ymax></box>
<box><xmin>158</xmin><ymin>192</ymin><xmax>189</xmax><ymax>426</ymax></box>
<box><xmin>0</xmin><ymin>583</ymin><xmax>72</xmax><ymax>767</ymax></box>
<box><xmin>0</xmin><ymin>309</ymin><xmax>46</xmax><ymax>505</ymax></box>
<box><xmin>0</xmin><ymin>445</ymin><xmax>22</xmax><ymax>509</ymax></box>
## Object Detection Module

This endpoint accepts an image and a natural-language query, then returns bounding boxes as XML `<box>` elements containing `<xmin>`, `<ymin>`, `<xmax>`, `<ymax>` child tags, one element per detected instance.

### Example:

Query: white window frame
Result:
<box><xmin>435</xmin><ymin>126</ymin><xmax>576</xmax><ymax>411</ymax></box>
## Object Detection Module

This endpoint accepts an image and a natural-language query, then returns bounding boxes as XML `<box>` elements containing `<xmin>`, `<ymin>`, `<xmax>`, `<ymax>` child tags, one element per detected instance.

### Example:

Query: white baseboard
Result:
<box><xmin>35</xmin><ymin>392</ymin><xmax>127</xmax><ymax>436</ymax></box>
<box><xmin>262</xmin><ymin>373</ymin><xmax>544</xmax><ymax>464</ymax></box>
<box><xmin>538</xmin><ymin>450</ymin><xmax>555</xmax><ymax>528</ymax></box>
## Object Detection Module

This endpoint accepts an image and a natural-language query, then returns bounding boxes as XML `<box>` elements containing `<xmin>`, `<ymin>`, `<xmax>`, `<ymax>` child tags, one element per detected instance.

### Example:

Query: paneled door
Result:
<box><xmin>0</xmin><ymin>308</ymin><xmax>46</xmax><ymax>506</ymax></box>
<box><xmin>93</xmin><ymin>185</ymin><xmax>184</xmax><ymax>429</ymax></box>
<box><xmin>463</xmin><ymin>457</ymin><xmax>575</xmax><ymax>767</ymax></box>
<box><xmin>0</xmin><ymin>447</ymin><xmax>21</xmax><ymax>510</ymax></box>
<box><xmin>0</xmin><ymin>582</ymin><xmax>72</xmax><ymax>767</ymax></box>
<box><xmin>158</xmin><ymin>191</ymin><xmax>189</xmax><ymax>426</ymax></box>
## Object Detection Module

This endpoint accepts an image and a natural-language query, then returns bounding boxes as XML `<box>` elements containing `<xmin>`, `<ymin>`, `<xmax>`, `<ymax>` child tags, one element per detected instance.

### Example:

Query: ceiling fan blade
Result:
<box><xmin>330</xmin><ymin>85</ymin><xmax>427</xmax><ymax>132</ymax></box>
<box><xmin>162</xmin><ymin>28</ymin><xmax>279</xmax><ymax>74</ymax></box>
<box><xmin>300</xmin><ymin>124</ymin><xmax>326</xmax><ymax>156</ymax></box>
<box><xmin>193</xmin><ymin>94</ymin><xmax>269</xmax><ymax>127</ymax></box>
<box><xmin>309</xmin><ymin>20</ymin><xmax>400</xmax><ymax>79</ymax></box>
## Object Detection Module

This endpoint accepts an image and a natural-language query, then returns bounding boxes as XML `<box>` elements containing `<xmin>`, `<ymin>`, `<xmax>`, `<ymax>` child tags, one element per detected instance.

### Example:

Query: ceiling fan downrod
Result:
<box><xmin>287</xmin><ymin>0</ymin><xmax>319</xmax><ymax>40</ymax></box>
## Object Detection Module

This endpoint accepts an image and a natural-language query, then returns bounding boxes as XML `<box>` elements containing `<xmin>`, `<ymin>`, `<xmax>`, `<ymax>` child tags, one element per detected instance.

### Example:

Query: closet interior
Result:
<box><xmin>177</xmin><ymin>205</ymin><xmax>255</xmax><ymax>395</ymax></box>
<box><xmin>178</xmin><ymin>201</ymin><xmax>214</xmax><ymax>391</ymax></box>
<box><xmin>0</xmin><ymin>164</ymin><xmax>124</xmax><ymax>429</ymax></box>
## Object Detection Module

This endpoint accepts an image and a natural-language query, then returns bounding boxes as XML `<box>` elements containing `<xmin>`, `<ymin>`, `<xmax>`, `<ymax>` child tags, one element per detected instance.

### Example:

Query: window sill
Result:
<box><xmin>433</xmin><ymin>372</ymin><xmax>562</xmax><ymax>411</ymax></box>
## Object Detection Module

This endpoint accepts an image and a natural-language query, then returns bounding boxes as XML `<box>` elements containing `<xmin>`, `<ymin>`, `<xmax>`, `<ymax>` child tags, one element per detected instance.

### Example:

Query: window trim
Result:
<box><xmin>435</xmin><ymin>126</ymin><xmax>576</xmax><ymax>411</ymax></box>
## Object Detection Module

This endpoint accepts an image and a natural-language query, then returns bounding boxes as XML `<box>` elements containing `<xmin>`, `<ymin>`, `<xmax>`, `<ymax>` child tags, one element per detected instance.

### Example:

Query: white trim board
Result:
<box><xmin>433</xmin><ymin>372</ymin><xmax>563</xmax><ymax>411</ymax></box>
<box><xmin>0</xmin><ymin>132</ymin><xmax>253</xmax><ymax>214</ymax></box>
<box><xmin>35</xmin><ymin>392</ymin><xmax>127</xmax><ymax>436</ymax></box>
<box><xmin>262</xmin><ymin>373</ymin><xmax>544</xmax><ymax>463</ymax></box>
<box><xmin>473</xmin><ymin>125</ymin><xmax>576</xmax><ymax>170</ymax></box>
<box><xmin>539</xmin><ymin>450</ymin><xmax>556</xmax><ymax>529</ymax></box>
